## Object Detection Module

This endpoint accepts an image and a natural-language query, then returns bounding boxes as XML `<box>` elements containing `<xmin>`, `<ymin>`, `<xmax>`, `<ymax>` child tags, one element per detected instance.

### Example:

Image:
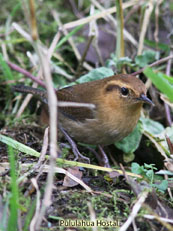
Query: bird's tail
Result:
<box><xmin>12</xmin><ymin>85</ymin><xmax>47</xmax><ymax>104</ymax></box>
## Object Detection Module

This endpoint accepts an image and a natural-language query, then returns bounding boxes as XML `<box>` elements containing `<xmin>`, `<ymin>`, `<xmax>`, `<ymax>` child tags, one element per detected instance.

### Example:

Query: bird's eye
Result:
<box><xmin>121</xmin><ymin>87</ymin><xmax>129</xmax><ymax>96</ymax></box>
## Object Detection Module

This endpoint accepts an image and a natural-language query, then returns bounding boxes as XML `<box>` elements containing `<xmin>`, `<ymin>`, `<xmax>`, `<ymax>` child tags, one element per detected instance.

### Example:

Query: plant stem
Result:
<box><xmin>115</xmin><ymin>0</ymin><xmax>125</xmax><ymax>59</ymax></box>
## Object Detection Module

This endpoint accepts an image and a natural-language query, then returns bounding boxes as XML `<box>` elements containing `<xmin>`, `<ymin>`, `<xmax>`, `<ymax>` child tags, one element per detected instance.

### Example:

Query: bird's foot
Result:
<box><xmin>59</xmin><ymin>125</ymin><xmax>90</xmax><ymax>163</ymax></box>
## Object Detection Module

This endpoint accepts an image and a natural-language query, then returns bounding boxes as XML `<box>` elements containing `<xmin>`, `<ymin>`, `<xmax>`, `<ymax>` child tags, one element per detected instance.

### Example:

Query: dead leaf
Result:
<box><xmin>63</xmin><ymin>167</ymin><xmax>83</xmax><ymax>187</ymax></box>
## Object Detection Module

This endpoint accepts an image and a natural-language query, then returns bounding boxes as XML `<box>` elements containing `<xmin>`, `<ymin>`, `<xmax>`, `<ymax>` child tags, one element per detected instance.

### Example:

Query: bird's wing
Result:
<box><xmin>57</xmin><ymin>85</ymin><xmax>95</xmax><ymax>122</ymax></box>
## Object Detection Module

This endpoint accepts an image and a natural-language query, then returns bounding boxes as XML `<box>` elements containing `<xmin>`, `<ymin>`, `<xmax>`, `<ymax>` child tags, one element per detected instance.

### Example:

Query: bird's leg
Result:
<box><xmin>98</xmin><ymin>145</ymin><xmax>110</xmax><ymax>168</ymax></box>
<box><xmin>87</xmin><ymin>146</ymin><xmax>110</xmax><ymax>168</ymax></box>
<box><xmin>59</xmin><ymin>125</ymin><xmax>90</xmax><ymax>163</ymax></box>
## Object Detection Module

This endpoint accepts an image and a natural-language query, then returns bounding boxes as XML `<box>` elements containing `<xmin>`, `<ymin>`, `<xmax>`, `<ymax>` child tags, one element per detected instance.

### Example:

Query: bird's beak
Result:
<box><xmin>138</xmin><ymin>94</ymin><xmax>154</xmax><ymax>106</ymax></box>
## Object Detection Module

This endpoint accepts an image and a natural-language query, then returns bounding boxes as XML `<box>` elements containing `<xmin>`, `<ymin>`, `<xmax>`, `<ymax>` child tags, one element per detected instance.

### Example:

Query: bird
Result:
<box><xmin>13</xmin><ymin>74</ymin><xmax>153</xmax><ymax>146</ymax></box>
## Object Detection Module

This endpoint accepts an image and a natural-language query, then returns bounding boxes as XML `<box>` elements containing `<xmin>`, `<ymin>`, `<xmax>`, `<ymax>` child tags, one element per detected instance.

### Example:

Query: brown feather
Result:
<box><xmin>57</xmin><ymin>86</ymin><xmax>95</xmax><ymax>121</ymax></box>
<box><xmin>13</xmin><ymin>74</ymin><xmax>151</xmax><ymax>145</ymax></box>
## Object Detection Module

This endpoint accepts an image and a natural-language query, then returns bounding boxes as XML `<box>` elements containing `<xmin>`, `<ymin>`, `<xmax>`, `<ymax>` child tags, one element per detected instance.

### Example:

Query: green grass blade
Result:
<box><xmin>7</xmin><ymin>146</ymin><xmax>19</xmax><ymax>231</ymax></box>
<box><xmin>0</xmin><ymin>38</ymin><xmax>27</xmax><ymax>46</ymax></box>
<box><xmin>0</xmin><ymin>198</ymin><xmax>9</xmax><ymax>231</ymax></box>
<box><xmin>0</xmin><ymin>53</ymin><xmax>13</xmax><ymax>80</ymax></box>
<box><xmin>23</xmin><ymin>199</ymin><xmax>36</xmax><ymax>231</ymax></box>
<box><xmin>0</xmin><ymin>134</ymin><xmax>40</xmax><ymax>158</ymax></box>
<box><xmin>10</xmin><ymin>2</ymin><xmax>21</xmax><ymax>18</ymax></box>
<box><xmin>56</xmin><ymin>24</ymin><xmax>83</xmax><ymax>50</ymax></box>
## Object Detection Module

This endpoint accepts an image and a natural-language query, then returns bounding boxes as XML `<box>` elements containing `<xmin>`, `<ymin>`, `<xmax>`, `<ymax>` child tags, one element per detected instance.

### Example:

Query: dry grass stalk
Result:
<box><xmin>119</xmin><ymin>190</ymin><xmax>149</xmax><ymax>231</ymax></box>
<box><xmin>137</xmin><ymin>0</ymin><xmax>154</xmax><ymax>55</ymax></box>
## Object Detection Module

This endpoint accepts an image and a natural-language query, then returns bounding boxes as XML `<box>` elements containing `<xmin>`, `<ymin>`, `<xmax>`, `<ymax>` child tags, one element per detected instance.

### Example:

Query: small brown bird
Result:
<box><xmin>13</xmin><ymin>74</ymin><xmax>153</xmax><ymax>146</ymax></box>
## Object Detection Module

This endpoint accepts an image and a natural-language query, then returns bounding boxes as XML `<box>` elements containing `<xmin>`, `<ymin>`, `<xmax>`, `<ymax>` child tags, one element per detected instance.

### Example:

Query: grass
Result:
<box><xmin>7</xmin><ymin>147</ymin><xmax>19</xmax><ymax>231</ymax></box>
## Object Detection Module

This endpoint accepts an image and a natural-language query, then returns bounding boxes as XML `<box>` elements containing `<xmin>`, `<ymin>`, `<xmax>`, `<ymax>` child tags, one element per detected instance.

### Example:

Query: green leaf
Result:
<box><xmin>152</xmin><ymin>180</ymin><xmax>168</xmax><ymax>192</ymax></box>
<box><xmin>135</xmin><ymin>50</ymin><xmax>158</xmax><ymax>68</ymax></box>
<box><xmin>140</xmin><ymin>117</ymin><xmax>164</xmax><ymax>135</ymax></box>
<box><xmin>116</xmin><ymin>57</ymin><xmax>133</xmax><ymax>71</ymax></box>
<box><xmin>76</xmin><ymin>67</ymin><xmax>114</xmax><ymax>83</ymax></box>
<box><xmin>144</xmin><ymin>39</ymin><xmax>169</xmax><ymax>52</ymax></box>
<box><xmin>123</xmin><ymin>152</ymin><xmax>135</xmax><ymax>163</ymax></box>
<box><xmin>157</xmin><ymin>72</ymin><xmax>173</xmax><ymax>84</ymax></box>
<box><xmin>106</xmin><ymin>55</ymin><xmax>135</xmax><ymax>70</ymax></box>
<box><xmin>143</xmin><ymin>67</ymin><xmax>173</xmax><ymax>102</ymax></box>
<box><xmin>146</xmin><ymin>169</ymin><xmax>154</xmax><ymax>179</ymax></box>
<box><xmin>156</xmin><ymin>170</ymin><xmax>173</xmax><ymax>176</ymax></box>
<box><xmin>131</xmin><ymin>162</ymin><xmax>143</xmax><ymax>175</ymax></box>
<box><xmin>113</xmin><ymin>56</ymin><xmax>132</xmax><ymax>65</ymax></box>
<box><xmin>115</xmin><ymin>123</ymin><xmax>142</xmax><ymax>153</ymax></box>
<box><xmin>0</xmin><ymin>53</ymin><xmax>13</xmax><ymax>80</ymax></box>
<box><xmin>144</xmin><ymin>163</ymin><xmax>157</xmax><ymax>170</ymax></box>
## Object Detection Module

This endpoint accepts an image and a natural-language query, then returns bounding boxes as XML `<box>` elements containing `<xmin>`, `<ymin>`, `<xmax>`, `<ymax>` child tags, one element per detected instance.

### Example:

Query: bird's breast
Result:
<box><xmin>58</xmin><ymin>104</ymin><xmax>141</xmax><ymax>145</ymax></box>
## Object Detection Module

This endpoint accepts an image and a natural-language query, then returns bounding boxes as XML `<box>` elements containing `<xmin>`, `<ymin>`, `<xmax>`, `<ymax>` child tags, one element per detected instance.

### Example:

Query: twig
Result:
<box><xmin>166</xmin><ymin>135</ymin><xmax>173</xmax><ymax>154</ymax></box>
<box><xmin>137</xmin><ymin>1</ymin><xmax>154</xmax><ymax>55</ymax></box>
<box><xmin>91</xmin><ymin>0</ymin><xmax>138</xmax><ymax>47</ymax></box>
<box><xmin>164</xmin><ymin>174</ymin><xmax>173</xmax><ymax>201</ymax></box>
<box><xmin>76</xmin><ymin>35</ymin><xmax>94</xmax><ymax>76</ymax></box>
<box><xmin>119</xmin><ymin>190</ymin><xmax>149</xmax><ymax>231</ymax></box>
<box><xmin>34</xmin><ymin>43</ymin><xmax>57</xmax><ymax>231</ymax></box>
<box><xmin>143</xmin><ymin>207</ymin><xmax>173</xmax><ymax>231</ymax></box>
<box><xmin>87</xmin><ymin>202</ymin><xmax>97</xmax><ymax>231</ymax></box>
<box><xmin>132</xmin><ymin>55</ymin><xmax>173</xmax><ymax>76</ymax></box>
<box><xmin>143</xmin><ymin>215</ymin><xmax>173</xmax><ymax>224</ymax></box>
<box><xmin>24</xmin><ymin>1</ymin><xmax>57</xmax><ymax>230</ymax></box>
<box><xmin>30</xmin><ymin>179</ymin><xmax>41</xmax><ymax>231</ymax></box>
<box><xmin>14</xmin><ymin>50</ymin><xmax>42</xmax><ymax>117</ymax></box>
<box><xmin>12</xmin><ymin>22</ymin><xmax>32</xmax><ymax>42</ymax></box>
<box><xmin>15</xmin><ymin>55</ymin><xmax>42</xmax><ymax>117</ymax></box>
<box><xmin>0</xmin><ymin>155</ymin><xmax>142</xmax><ymax>179</ymax></box>
<box><xmin>16</xmin><ymin>81</ymin><xmax>39</xmax><ymax>118</ymax></box>
<box><xmin>48</xmin><ymin>31</ymin><xmax>61</xmax><ymax>60</ymax></box>
<box><xmin>164</xmin><ymin>52</ymin><xmax>173</xmax><ymax>200</ymax></box>
<box><xmin>124</xmin><ymin>4</ymin><xmax>140</xmax><ymax>23</ymax></box>
<box><xmin>64</xmin><ymin>0</ymin><xmax>137</xmax><ymax>34</ymax></box>
<box><xmin>132</xmin><ymin>220</ymin><xmax>138</xmax><ymax>231</ymax></box>
<box><xmin>98</xmin><ymin>145</ymin><xmax>110</xmax><ymax>168</ymax></box>
<box><xmin>52</xmin><ymin>10</ymin><xmax>93</xmax><ymax>71</ymax></box>
<box><xmin>1</xmin><ymin>161</ymin><xmax>93</xmax><ymax>192</ymax></box>
<box><xmin>164</xmin><ymin>104</ymin><xmax>172</xmax><ymax>126</ymax></box>
<box><xmin>76</xmin><ymin>6</ymin><xmax>99</xmax><ymax>74</ymax></box>
<box><xmin>89</xmin><ymin>5</ymin><xmax>104</xmax><ymax>66</ymax></box>
<box><xmin>37</xmin><ymin>127</ymin><xmax>49</xmax><ymax>164</ymax></box>
<box><xmin>22</xmin><ymin>128</ymin><xmax>49</xmax><ymax>197</ymax></box>
<box><xmin>1</xmin><ymin>43</ymin><xmax>9</xmax><ymax>61</ymax></box>
<box><xmin>7</xmin><ymin>61</ymin><xmax>46</xmax><ymax>88</ymax></box>
<box><xmin>144</xmin><ymin>131</ymin><xmax>169</xmax><ymax>161</ymax></box>
<box><xmin>164</xmin><ymin>51</ymin><xmax>173</xmax><ymax>126</ymax></box>
<box><xmin>154</xmin><ymin>0</ymin><xmax>164</xmax><ymax>44</ymax></box>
